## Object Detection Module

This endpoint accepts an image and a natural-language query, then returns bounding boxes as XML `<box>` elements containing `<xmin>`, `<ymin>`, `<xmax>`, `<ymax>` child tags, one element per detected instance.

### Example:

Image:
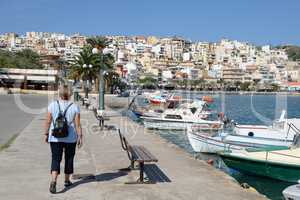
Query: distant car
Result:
<box><xmin>118</xmin><ymin>91</ymin><xmax>130</xmax><ymax>97</ymax></box>
<box><xmin>137</xmin><ymin>89</ymin><xmax>143</xmax><ymax>95</ymax></box>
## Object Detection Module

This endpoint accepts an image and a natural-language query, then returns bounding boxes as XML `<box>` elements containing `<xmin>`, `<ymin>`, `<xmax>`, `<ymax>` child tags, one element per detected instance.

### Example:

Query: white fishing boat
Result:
<box><xmin>187</xmin><ymin>113</ymin><xmax>300</xmax><ymax>153</ymax></box>
<box><xmin>186</xmin><ymin>126</ymin><xmax>289</xmax><ymax>153</ymax></box>
<box><xmin>141</xmin><ymin>100</ymin><xmax>223</xmax><ymax>130</ymax></box>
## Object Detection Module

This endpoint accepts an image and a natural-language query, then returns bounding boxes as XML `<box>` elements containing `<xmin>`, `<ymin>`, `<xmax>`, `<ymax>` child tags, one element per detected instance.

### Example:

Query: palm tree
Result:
<box><xmin>217</xmin><ymin>78</ymin><xmax>224</xmax><ymax>90</ymax></box>
<box><xmin>104</xmin><ymin>71</ymin><xmax>120</xmax><ymax>94</ymax></box>
<box><xmin>55</xmin><ymin>58</ymin><xmax>69</xmax><ymax>84</ymax></box>
<box><xmin>70</xmin><ymin>45</ymin><xmax>98</xmax><ymax>97</ymax></box>
<box><xmin>198</xmin><ymin>79</ymin><xmax>206</xmax><ymax>91</ymax></box>
<box><xmin>86</xmin><ymin>36</ymin><xmax>114</xmax><ymax>92</ymax></box>
<box><xmin>86</xmin><ymin>36</ymin><xmax>110</xmax><ymax>51</ymax></box>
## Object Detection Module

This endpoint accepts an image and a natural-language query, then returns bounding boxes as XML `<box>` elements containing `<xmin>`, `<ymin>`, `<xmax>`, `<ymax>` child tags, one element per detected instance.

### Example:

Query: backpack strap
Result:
<box><xmin>56</xmin><ymin>100</ymin><xmax>62</xmax><ymax>114</ymax></box>
<box><xmin>51</xmin><ymin>100</ymin><xmax>61</xmax><ymax>129</ymax></box>
<box><xmin>63</xmin><ymin>103</ymin><xmax>73</xmax><ymax>117</ymax></box>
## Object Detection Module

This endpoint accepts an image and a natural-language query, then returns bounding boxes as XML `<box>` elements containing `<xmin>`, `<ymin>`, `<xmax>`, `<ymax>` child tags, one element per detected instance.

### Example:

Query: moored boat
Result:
<box><xmin>186</xmin><ymin>125</ymin><xmax>293</xmax><ymax>153</ymax></box>
<box><xmin>187</xmin><ymin>112</ymin><xmax>300</xmax><ymax>153</ymax></box>
<box><xmin>150</xmin><ymin>97</ymin><xmax>167</xmax><ymax>105</ymax></box>
<box><xmin>149</xmin><ymin>91</ymin><xmax>170</xmax><ymax>105</ymax></box>
<box><xmin>218</xmin><ymin>147</ymin><xmax>300</xmax><ymax>183</ymax></box>
<box><xmin>141</xmin><ymin>100</ymin><xmax>222</xmax><ymax>130</ymax></box>
<box><xmin>128</xmin><ymin>95</ymin><xmax>150</xmax><ymax>117</ymax></box>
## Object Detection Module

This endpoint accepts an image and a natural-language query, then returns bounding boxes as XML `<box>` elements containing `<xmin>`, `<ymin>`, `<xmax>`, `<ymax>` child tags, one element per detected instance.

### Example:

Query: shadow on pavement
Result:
<box><xmin>144</xmin><ymin>164</ymin><xmax>172</xmax><ymax>183</ymax></box>
<box><xmin>56</xmin><ymin>171</ymin><xmax>128</xmax><ymax>193</ymax></box>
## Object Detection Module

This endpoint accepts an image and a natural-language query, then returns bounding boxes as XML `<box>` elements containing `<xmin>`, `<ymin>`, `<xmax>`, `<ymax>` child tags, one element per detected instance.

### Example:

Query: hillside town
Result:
<box><xmin>2</xmin><ymin>1</ymin><xmax>300</xmax><ymax>199</ymax></box>
<box><xmin>0</xmin><ymin>32</ymin><xmax>300</xmax><ymax>91</ymax></box>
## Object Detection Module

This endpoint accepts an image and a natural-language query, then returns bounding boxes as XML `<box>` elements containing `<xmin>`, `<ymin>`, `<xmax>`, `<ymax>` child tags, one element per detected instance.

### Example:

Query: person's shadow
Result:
<box><xmin>56</xmin><ymin>171</ymin><xmax>128</xmax><ymax>193</ymax></box>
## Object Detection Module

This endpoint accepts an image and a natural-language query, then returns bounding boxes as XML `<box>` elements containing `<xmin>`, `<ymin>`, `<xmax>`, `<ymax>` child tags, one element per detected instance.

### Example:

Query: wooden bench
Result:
<box><xmin>118</xmin><ymin>129</ymin><xmax>158</xmax><ymax>184</ymax></box>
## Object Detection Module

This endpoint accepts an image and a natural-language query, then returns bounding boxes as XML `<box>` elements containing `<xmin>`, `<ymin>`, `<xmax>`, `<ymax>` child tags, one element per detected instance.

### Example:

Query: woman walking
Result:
<box><xmin>44</xmin><ymin>85</ymin><xmax>83</xmax><ymax>194</ymax></box>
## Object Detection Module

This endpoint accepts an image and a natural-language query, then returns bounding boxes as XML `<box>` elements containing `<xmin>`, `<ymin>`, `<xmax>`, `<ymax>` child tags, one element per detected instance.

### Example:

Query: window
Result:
<box><xmin>190</xmin><ymin>107</ymin><xmax>197</xmax><ymax>114</ymax></box>
<box><xmin>165</xmin><ymin>115</ymin><xmax>182</xmax><ymax>119</ymax></box>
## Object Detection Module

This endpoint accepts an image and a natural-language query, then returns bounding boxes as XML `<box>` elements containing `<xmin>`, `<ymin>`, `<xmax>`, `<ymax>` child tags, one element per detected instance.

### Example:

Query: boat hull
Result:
<box><xmin>150</xmin><ymin>99</ymin><xmax>165</xmax><ymax>105</ymax></box>
<box><xmin>131</xmin><ymin>110</ymin><xmax>143</xmax><ymax>117</ymax></box>
<box><xmin>187</xmin><ymin>131</ymin><xmax>290</xmax><ymax>153</ymax></box>
<box><xmin>187</xmin><ymin>131</ymin><xmax>244</xmax><ymax>153</ymax></box>
<box><xmin>220</xmin><ymin>153</ymin><xmax>300</xmax><ymax>183</ymax></box>
<box><xmin>143</xmin><ymin>119</ymin><xmax>221</xmax><ymax>130</ymax></box>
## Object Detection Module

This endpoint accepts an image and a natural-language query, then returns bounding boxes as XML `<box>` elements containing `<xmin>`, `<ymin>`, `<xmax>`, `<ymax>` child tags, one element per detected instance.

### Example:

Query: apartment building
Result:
<box><xmin>222</xmin><ymin>66</ymin><xmax>244</xmax><ymax>82</ymax></box>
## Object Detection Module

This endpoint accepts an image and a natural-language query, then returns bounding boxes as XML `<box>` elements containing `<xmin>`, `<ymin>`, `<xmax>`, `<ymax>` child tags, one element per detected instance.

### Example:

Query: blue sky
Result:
<box><xmin>1</xmin><ymin>0</ymin><xmax>299</xmax><ymax>45</ymax></box>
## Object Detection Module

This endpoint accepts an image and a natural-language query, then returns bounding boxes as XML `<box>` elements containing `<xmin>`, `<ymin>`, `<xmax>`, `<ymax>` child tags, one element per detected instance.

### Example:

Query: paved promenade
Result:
<box><xmin>0</xmin><ymin>94</ymin><xmax>50</xmax><ymax>146</ymax></box>
<box><xmin>0</xmin><ymin>103</ymin><xmax>266</xmax><ymax>199</ymax></box>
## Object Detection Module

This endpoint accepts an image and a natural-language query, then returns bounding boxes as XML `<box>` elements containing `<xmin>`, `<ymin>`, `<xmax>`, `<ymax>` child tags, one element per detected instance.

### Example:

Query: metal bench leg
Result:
<box><xmin>99</xmin><ymin>119</ymin><xmax>102</xmax><ymax>128</ymax></box>
<box><xmin>139</xmin><ymin>162</ymin><xmax>144</xmax><ymax>182</ymax></box>
<box><xmin>131</xmin><ymin>160</ymin><xmax>134</xmax><ymax>169</ymax></box>
<box><xmin>101</xmin><ymin>119</ymin><xmax>104</xmax><ymax>129</ymax></box>
<box><xmin>99</xmin><ymin>117</ymin><xmax>104</xmax><ymax>130</ymax></box>
<box><xmin>125</xmin><ymin>162</ymin><xmax>145</xmax><ymax>184</ymax></box>
<box><xmin>125</xmin><ymin>162</ymin><xmax>155</xmax><ymax>184</ymax></box>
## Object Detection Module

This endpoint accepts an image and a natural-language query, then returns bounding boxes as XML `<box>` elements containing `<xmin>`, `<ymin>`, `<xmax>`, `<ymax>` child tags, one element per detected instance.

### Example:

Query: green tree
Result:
<box><xmin>70</xmin><ymin>45</ymin><xmax>99</xmax><ymax>97</ymax></box>
<box><xmin>234</xmin><ymin>81</ymin><xmax>242</xmax><ymax>91</ymax></box>
<box><xmin>0</xmin><ymin>49</ymin><xmax>42</xmax><ymax>69</ymax></box>
<box><xmin>70</xmin><ymin>45</ymin><xmax>98</xmax><ymax>81</ymax></box>
<box><xmin>138</xmin><ymin>76</ymin><xmax>157</xmax><ymax>84</ymax></box>
<box><xmin>190</xmin><ymin>79</ymin><xmax>199</xmax><ymax>90</ymax></box>
<box><xmin>196</xmin><ymin>79</ymin><xmax>206</xmax><ymax>91</ymax></box>
<box><xmin>104</xmin><ymin>71</ymin><xmax>120</xmax><ymax>94</ymax></box>
<box><xmin>278</xmin><ymin>45</ymin><xmax>300</xmax><ymax>61</ymax></box>
<box><xmin>271</xmin><ymin>83</ymin><xmax>280</xmax><ymax>92</ymax></box>
<box><xmin>138</xmin><ymin>76</ymin><xmax>158</xmax><ymax>89</ymax></box>
<box><xmin>86</xmin><ymin>36</ymin><xmax>110</xmax><ymax>50</ymax></box>
<box><xmin>16</xmin><ymin>49</ymin><xmax>40</xmax><ymax>64</ymax></box>
<box><xmin>240</xmin><ymin>82</ymin><xmax>251</xmax><ymax>91</ymax></box>
<box><xmin>86</xmin><ymin>36</ymin><xmax>115</xmax><ymax>92</ymax></box>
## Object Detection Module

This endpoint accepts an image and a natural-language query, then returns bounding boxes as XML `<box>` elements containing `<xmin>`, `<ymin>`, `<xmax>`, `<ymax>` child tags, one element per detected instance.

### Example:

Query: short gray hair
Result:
<box><xmin>58</xmin><ymin>84</ymin><xmax>73</xmax><ymax>100</ymax></box>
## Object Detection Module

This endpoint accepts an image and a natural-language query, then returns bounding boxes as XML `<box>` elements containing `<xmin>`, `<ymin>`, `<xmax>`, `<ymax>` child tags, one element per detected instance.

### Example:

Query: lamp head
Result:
<box><xmin>103</xmin><ymin>48</ymin><xmax>110</xmax><ymax>55</ymax></box>
<box><xmin>92</xmin><ymin>48</ymin><xmax>99</xmax><ymax>54</ymax></box>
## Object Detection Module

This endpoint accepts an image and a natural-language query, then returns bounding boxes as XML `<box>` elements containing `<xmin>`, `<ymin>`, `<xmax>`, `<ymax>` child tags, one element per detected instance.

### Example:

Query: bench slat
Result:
<box><xmin>131</xmin><ymin>145</ymin><xmax>158</xmax><ymax>162</ymax></box>
<box><xmin>139</xmin><ymin>146</ymin><xmax>158</xmax><ymax>161</ymax></box>
<box><xmin>136</xmin><ymin>146</ymin><xmax>155</xmax><ymax>161</ymax></box>
<box><xmin>130</xmin><ymin>146</ymin><xmax>145</xmax><ymax>161</ymax></box>
<box><xmin>136</xmin><ymin>147</ymin><xmax>152</xmax><ymax>161</ymax></box>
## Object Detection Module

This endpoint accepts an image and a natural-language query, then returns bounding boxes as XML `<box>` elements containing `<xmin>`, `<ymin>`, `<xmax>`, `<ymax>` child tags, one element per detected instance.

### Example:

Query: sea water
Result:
<box><xmin>150</xmin><ymin>94</ymin><xmax>300</xmax><ymax>200</ymax></box>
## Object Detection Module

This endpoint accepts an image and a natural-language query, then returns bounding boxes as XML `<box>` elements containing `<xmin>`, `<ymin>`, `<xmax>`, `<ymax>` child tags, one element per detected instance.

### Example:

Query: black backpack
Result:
<box><xmin>51</xmin><ymin>100</ymin><xmax>73</xmax><ymax>138</ymax></box>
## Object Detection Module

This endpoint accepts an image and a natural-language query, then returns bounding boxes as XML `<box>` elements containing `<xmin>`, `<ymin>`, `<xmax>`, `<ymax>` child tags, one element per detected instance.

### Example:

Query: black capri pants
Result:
<box><xmin>50</xmin><ymin>142</ymin><xmax>76</xmax><ymax>174</ymax></box>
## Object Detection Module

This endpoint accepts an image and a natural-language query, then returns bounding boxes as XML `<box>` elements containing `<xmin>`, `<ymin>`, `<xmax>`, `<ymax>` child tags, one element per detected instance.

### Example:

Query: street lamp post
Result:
<box><xmin>99</xmin><ymin>69</ymin><xmax>105</xmax><ymax>110</ymax></box>
<box><xmin>92</xmin><ymin>47</ymin><xmax>105</xmax><ymax>111</ymax></box>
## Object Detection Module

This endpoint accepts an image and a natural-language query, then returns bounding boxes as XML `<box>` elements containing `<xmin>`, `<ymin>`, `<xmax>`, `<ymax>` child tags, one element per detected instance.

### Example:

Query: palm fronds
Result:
<box><xmin>86</xmin><ymin>36</ymin><xmax>110</xmax><ymax>50</ymax></box>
